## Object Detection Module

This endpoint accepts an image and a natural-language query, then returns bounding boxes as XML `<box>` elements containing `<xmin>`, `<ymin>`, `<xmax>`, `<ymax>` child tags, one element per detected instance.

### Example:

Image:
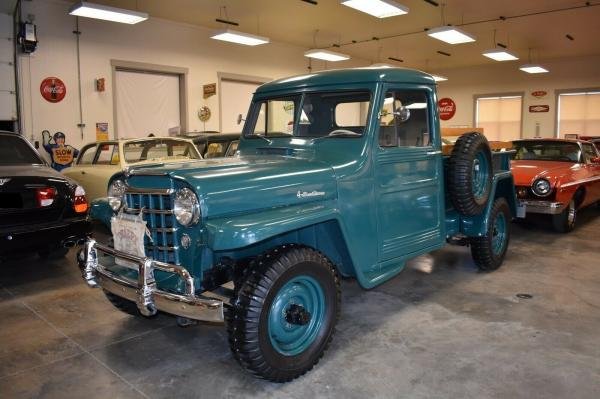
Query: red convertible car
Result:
<box><xmin>511</xmin><ymin>139</ymin><xmax>600</xmax><ymax>232</ymax></box>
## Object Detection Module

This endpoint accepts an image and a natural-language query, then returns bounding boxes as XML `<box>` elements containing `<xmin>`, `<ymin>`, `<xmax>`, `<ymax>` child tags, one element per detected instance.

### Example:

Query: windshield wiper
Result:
<box><xmin>246</xmin><ymin>134</ymin><xmax>273</xmax><ymax>145</ymax></box>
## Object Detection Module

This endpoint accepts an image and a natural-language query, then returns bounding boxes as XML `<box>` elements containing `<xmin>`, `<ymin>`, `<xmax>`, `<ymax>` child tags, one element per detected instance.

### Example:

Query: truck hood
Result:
<box><xmin>511</xmin><ymin>160</ymin><xmax>577</xmax><ymax>186</ymax></box>
<box><xmin>129</xmin><ymin>155</ymin><xmax>338</xmax><ymax>218</ymax></box>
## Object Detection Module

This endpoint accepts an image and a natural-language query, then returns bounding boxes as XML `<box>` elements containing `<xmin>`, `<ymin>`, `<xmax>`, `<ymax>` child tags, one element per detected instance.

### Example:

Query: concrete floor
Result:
<box><xmin>1</xmin><ymin>210</ymin><xmax>599</xmax><ymax>399</ymax></box>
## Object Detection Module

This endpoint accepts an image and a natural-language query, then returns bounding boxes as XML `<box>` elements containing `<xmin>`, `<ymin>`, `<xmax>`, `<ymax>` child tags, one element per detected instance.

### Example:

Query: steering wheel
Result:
<box><xmin>328</xmin><ymin>129</ymin><xmax>361</xmax><ymax>137</ymax></box>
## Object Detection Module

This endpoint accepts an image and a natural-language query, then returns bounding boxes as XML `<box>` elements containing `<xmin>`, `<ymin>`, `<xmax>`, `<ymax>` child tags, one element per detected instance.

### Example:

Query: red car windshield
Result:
<box><xmin>513</xmin><ymin>141</ymin><xmax>581</xmax><ymax>163</ymax></box>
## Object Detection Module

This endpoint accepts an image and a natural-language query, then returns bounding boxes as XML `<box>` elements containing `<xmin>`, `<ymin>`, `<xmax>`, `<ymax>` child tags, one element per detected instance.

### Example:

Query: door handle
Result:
<box><xmin>426</xmin><ymin>150</ymin><xmax>441</xmax><ymax>156</ymax></box>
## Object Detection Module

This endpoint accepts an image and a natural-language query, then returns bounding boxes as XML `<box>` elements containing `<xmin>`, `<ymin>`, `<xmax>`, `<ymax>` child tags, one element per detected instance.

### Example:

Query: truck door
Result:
<box><xmin>375</xmin><ymin>86</ymin><xmax>444</xmax><ymax>262</ymax></box>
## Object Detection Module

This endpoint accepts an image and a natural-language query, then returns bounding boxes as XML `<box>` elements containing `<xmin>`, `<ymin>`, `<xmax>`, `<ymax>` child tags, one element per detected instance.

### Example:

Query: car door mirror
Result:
<box><xmin>393</xmin><ymin>106</ymin><xmax>410</xmax><ymax>123</ymax></box>
<box><xmin>237</xmin><ymin>114</ymin><xmax>245</xmax><ymax>125</ymax></box>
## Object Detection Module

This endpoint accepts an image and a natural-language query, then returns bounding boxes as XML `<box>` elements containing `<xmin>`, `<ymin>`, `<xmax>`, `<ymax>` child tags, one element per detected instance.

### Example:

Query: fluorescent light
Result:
<box><xmin>431</xmin><ymin>74</ymin><xmax>448</xmax><ymax>82</ymax></box>
<box><xmin>341</xmin><ymin>0</ymin><xmax>409</xmax><ymax>18</ymax></box>
<box><xmin>482</xmin><ymin>48</ymin><xmax>519</xmax><ymax>61</ymax></box>
<box><xmin>210</xmin><ymin>29</ymin><xmax>270</xmax><ymax>46</ymax></box>
<box><xmin>304</xmin><ymin>49</ymin><xmax>350</xmax><ymax>61</ymax></box>
<box><xmin>68</xmin><ymin>2</ymin><xmax>148</xmax><ymax>24</ymax></box>
<box><xmin>427</xmin><ymin>26</ymin><xmax>476</xmax><ymax>44</ymax></box>
<box><xmin>519</xmin><ymin>64</ymin><xmax>549</xmax><ymax>74</ymax></box>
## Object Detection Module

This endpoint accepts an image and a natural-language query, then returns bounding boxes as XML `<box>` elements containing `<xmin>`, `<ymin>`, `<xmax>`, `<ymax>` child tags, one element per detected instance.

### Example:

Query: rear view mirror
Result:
<box><xmin>393</xmin><ymin>106</ymin><xmax>410</xmax><ymax>123</ymax></box>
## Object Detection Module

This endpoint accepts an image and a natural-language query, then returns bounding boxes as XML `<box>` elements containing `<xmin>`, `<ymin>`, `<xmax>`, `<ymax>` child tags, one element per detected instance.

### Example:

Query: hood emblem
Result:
<box><xmin>0</xmin><ymin>178</ymin><xmax>11</xmax><ymax>186</ymax></box>
<box><xmin>297</xmin><ymin>190</ymin><xmax>325</xmax><ymax>199</ymax></box>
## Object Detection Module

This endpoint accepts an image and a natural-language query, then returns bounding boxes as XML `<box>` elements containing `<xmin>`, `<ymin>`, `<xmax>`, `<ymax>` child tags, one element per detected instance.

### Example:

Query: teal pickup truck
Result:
<box><xmin>79</xmin><ymin>68</ymin><xmax>516</xmax><ymax>382</ymax></box>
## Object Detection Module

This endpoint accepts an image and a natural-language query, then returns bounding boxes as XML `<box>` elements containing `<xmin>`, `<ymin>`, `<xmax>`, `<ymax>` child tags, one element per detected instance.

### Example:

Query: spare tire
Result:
<box><xmin>447</xmin><ymin>132</ymin><xmax>493</xmax><ymax>216</ymax></box>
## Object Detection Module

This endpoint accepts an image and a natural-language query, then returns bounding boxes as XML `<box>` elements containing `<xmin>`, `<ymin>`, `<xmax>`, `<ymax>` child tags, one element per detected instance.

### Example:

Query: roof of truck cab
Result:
<box><xmin>256</xmin><ymin>67</ymin><xmax>436</xmax><ymax>95</ymax></box>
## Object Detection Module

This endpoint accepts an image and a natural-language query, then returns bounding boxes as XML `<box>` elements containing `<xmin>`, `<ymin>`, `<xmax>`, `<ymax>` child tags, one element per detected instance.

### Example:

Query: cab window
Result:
<box><xmin>96</xmin><ymin>144</ymin><xmax>119</xmax><ymax>165</ymax></box>
<box><xmin>78</xmin><ymin>144</ymin><xmax>97</xmax><ymax>164</ymax></box>
<box><xmin>379</xmin><ymin>90</ymin><xmax>430</xmax><ymax>148</ymax></box>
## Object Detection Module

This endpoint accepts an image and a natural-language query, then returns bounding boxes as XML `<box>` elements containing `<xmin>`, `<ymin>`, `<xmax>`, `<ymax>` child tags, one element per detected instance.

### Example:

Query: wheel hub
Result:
<box><xmin>285</xmin><ymin>304</ymin><xmax>312</xmax><ymax>325</ymax></box>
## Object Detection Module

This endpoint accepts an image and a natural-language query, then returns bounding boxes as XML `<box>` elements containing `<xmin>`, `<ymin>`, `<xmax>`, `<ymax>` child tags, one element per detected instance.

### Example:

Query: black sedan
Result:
<box><xmin>0</xmin><ymin>132</ymin><xmax>91</xmax><ymax>259</ymax></box>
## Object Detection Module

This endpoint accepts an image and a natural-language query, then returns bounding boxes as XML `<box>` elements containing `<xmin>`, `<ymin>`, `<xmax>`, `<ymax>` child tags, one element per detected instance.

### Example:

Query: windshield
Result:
<box><xmin>247</xmin><ymin>91</ymin><xmax>371</xmax><ymax>138</ymax></box>
<box><xmin>513</xmin><ymin>141</ymin><xmax>582</xmax><ymax>163</ymax></box>
<box><xmin>0</xmin><ymin>135</ymin><xmax>43</xmax><ymax>165</ymax></box>
<box><xmin>123</xmin><ymin>139</ymin><xmax>200</xmax><ymax>163</ymax></box>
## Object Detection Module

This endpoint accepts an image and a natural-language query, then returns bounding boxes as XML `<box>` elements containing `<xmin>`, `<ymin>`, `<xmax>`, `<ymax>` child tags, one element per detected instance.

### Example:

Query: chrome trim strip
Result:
<box><xmin>519</xmin><ymin>200</ymin><xmax>565</xmax><ymax>215</ymax></box>
<box><xmin>127</xmin><ymin>169</ymin><xmax>169</xmax><ymax>176</ymax></box>
<box><xmin>125</xmin><ymin>187</ymin><xmax>174</xmax><ymax>195</ymax></box>
<box><xmin>80</xmin><ymin>240</ymin><xmax>224</xmax><ymax>323</ymax></box>
<box><xmin>146</xmin><ymin>244</ymin><xmax>178</xmax><ymax>252</ymax></box>
<box><xmin>560</xmin><ymin>175</ymin><xmax>600</xmax><ymax>188</ymax></box>
<box><xmin>123</xmin><ymin>207</ymin><xmax>174</xmax><ymax>215</ymax></box>
<box><xmin>153</xmin><ymin>227</ymin><xmax>177</xmax><ymax>233</ymax></box>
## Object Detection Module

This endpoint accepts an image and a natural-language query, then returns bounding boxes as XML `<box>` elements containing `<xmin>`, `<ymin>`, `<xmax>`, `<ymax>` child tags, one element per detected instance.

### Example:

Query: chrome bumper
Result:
<box><xmin>79</xmin><ymin>239</ymin><xmax>224</xmax><ymax>322</ymax></box>
<box><xmin>519</xmin><ymin>200</ymin><xmax>565</xmax><ymax>215</ymax></box>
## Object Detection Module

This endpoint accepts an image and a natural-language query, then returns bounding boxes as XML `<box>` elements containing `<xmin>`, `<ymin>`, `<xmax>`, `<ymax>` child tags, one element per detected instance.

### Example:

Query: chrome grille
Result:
<box><xmin>124</xmin><ymin>189</ymin><xmax>179</xmax><ymax>265</ymax></box>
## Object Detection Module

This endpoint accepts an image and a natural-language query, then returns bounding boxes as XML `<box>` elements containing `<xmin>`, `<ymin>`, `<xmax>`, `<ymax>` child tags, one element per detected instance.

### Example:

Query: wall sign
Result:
<box><xmin>96</xmin><ymin>122</ymin><xmax>109</xmax><ymax>141</ymax></box>
<box><xmin>198</xmin><ymin>106</ymin><xmax>211</xmax><ymax>122</ymax></box>
<box><xmin>203</xmin><ymin>83</ymin><xmax>216</xmax><ymax>99</ymax></box>
<box><xmin>438</xmin><ymin>98</ymin><xmax>456</xmax><ymax>121</ymax></box>
<box><xmin>531</xmin><ymin>90</ymin><xmax>547</xmax><ymax>99</ymax></box>
<box><xmin>40</xmin><ymin>77</ymin><xmax>66</xmax><ymax>103</ymax></box>
<box><xmin>529</xmin><ymin>105</ymin><xmax>550</xmax><ymax>113</ymax></box>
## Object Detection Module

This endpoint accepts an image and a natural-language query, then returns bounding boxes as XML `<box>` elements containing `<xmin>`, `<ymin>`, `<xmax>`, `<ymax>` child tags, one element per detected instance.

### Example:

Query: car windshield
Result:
<box><xmin>513</xmin><ymin>141</ymin><xmax>581</xmax><ymax>163</ymax></box>
<box><xmin>246</xmin><ymin>91</ymin><xmax>371</xmax><ymax>138</ymax></box>
<box><xmin>0</xmin><ymin>135</ymin><xmax>43</xmax><ymax>165</ymax></box>
<box><xmin>123</xmin><ymin>139</ymin><xmax>200</xmax><ymax>163</ymax></box>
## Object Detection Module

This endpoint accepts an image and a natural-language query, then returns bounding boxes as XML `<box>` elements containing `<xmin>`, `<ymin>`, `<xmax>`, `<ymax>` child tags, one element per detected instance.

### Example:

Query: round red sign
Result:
<box><xmin>40</xmin><ymin>77</ymin><xmax>66</xmax><ymax>103</ymax></box>
<box><xmin>438</xmin><ymin>98</ymin><xmax>456</xmax><ymax>121</ymax></box>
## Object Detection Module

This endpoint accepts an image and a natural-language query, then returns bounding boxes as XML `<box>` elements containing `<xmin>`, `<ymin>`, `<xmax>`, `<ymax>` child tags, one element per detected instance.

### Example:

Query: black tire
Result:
<box><xmin>226</xmin><ymin>244</ymin><xmax>341</xmax><ymax>383</ymax></box>
<box><xmin>38</xmin><ymin>247</ymin><xmax>69</xmax><ymax>259</ymax></box>
<box><xmin>470</xmin><ymin>197</ymin><xmax>511</xmax><ymax>272</ymax></box>
<box><xmin>552</xmin><ymin>199</ymin><xmax>576</xmax><ymax>233</ymax></box>
<box><xmin>103</xmin><ymin>290</ymin><xmax>140</xmax><ymax>316</ymax></box>
<box><xmin>448</xmin><ymin>132</ymin><xmax>493</xmax><ymax>216</ymax></box>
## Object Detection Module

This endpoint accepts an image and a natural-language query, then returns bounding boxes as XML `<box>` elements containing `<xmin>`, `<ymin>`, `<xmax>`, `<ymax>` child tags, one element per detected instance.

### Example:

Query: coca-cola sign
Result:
<box><xmin>531</xmin><ymin>90</ymin><xmax>547</xmax><ymax>99</ymax></box>
<box><xmin>438</xmin><ymin>98</ymin><xmax>456</xmax><ymax>121</ymax></box>
<box><xmin>40</xmin><ymin>77</ymin><xmax>66</xmax><ymax>103</ymax></box>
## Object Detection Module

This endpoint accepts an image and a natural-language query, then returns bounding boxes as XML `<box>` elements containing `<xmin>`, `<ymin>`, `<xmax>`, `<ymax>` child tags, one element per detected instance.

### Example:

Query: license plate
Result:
<box><xmin>516</xmin><ymin>202</ymin><xmax>527</xmax><ymax>218</ymax></box>
<box><xmin>111</xmin><ymin>216</ymin><xmax>147</xmax><ymax>268</ymax></box>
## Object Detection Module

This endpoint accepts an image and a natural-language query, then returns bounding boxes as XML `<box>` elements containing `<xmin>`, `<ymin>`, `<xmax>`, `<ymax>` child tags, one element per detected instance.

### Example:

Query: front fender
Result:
<box><xmin>204</xmin><ymin>200</ymin><xmax>340</xmax><ymax>251</ymax></box>
<box><xmin>89</xmin><ymin>197</ymin><xmax>113</xmax><ymax>228</ymax></box>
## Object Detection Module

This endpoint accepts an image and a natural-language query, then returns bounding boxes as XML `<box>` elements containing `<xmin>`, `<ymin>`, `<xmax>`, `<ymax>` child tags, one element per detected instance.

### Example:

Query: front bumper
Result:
<box><xmin>519</xmin><ymin>200</ymin><xmax>565</xmax><ymax>215</ymax></box>
<box><xmin>1</xmin><ymin>217</ymin><xmax>91</xmax><ymax>255</ymax></box>
<box><xmin>79</xmin><ymin>239</ymin><xmax>224</xmax><ymax>322</ymax></box>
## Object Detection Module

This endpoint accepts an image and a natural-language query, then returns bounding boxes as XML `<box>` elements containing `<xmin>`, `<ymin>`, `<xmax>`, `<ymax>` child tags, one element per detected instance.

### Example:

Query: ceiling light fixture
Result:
<box><xmin>68</xmin><ymin>1</ymin><xmax>148</xmax><ymax>24</ymax></box>
<box><xmin>210</xmin><ymin>29</ymin><xmax>270</xmax><ymax>46</ymax></box>
<box><xmin>341</xmin><ymin>0</ymin><xmax>409</xmax><ymax>18</ymax></box>
<box><xmin>482</xmin><ymin>48</ymin><xmax>519</xmax><ymax>61</ymax></box>
<box><xmin>427</xmin><ymin>25</ymin><xmax>476</xmax><ymax>44</ymax></box>
<box><xmin>304</xmin><ymin>49</ymin><xmax>350</xmax><ymax>61</ymax></box>
<box><xmin>519</xmin><ymin>64</ymin><xmax>549</xmax><ymax>74</ymax></box>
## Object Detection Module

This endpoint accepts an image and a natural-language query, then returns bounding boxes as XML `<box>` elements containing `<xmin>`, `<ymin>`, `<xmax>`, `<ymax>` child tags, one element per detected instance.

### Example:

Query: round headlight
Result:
<box><xmin>107</xmin><ymin>179</ymin><xmax>126</xmax><ymax>211</ymax></box>
<box><xmin>174</xmin><ymin>188</ymin><xmax>200</xmax><ymax>226</ymax></box>
<box><xmin>532</xmin><ymin>178</ymin><xmax>552</xmax><ymax>197</ymax></box>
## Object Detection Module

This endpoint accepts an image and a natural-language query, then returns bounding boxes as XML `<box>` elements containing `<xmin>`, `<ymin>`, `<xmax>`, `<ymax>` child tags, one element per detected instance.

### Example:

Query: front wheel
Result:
<box><xmin>226</xmin><ymin>245</ymin><xmax>340</xmax><ymax>382</ymax></box>
<box><xmin>470</xmin><ymin>198</ymin><xmax>511</xmax><ymax>271</ymax></box>
<box><xmin>552</xmin><ymin>199</ymin><xmax>576</xmax><ymax>233</ymax></box>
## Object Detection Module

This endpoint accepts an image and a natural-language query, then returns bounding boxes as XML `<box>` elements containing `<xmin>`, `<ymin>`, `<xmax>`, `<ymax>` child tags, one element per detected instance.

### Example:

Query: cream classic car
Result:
<box><xmin>62</xmin><ymin>137</ymin><xmax>201</xmax><ymax>201</ymax></box>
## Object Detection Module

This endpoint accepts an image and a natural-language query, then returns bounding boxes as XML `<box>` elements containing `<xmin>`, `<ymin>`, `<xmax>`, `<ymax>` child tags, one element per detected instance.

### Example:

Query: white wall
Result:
<box><xmin>432</xmin><ymin>55</ymin><xmax>600</xmax><ymax>138</ymax></box>
<box><xmin>17</xmin><ymin>0</ymin><xmax>366</xmax><ymax>150</ymax></box>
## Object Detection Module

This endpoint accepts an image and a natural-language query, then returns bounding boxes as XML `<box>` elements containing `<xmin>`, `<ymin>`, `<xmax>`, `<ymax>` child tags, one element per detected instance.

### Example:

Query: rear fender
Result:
<box><xmin>460</xmin><ymin>171</ymin><xmax>516</xmax><ymax>237</ymax></box>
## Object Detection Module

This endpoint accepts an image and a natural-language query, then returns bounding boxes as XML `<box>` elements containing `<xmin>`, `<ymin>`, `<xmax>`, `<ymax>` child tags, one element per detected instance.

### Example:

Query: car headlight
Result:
<box><xmin>107</xmin><ymin>179</ymin><xmax>126</xmax><ymax>211</ymax></box>
<box><xmin>174</xmin><ymin>188</ymin><xmax>200</xmax><ymax>226</ymax></box>
<box><xmin>532</xmin><ymin>178</ymin><xmax>552</xmax><ymax>197</ymax></box>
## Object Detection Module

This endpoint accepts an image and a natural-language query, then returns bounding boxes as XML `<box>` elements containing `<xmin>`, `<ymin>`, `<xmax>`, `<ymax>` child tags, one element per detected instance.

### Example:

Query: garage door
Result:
<box><xmin>0</xmin><ymin>13</ymin><xmax>17</xmax><ymax>129</ymax></box>
<box><xmin>220</xmin><ymin>79</ymin><xmax>261</xmax><ymax>133</ymax></box>
<box><xmin>115</xmin><ymin>70</ymin><xmax>180</xmax><ymax>138</ymax></box>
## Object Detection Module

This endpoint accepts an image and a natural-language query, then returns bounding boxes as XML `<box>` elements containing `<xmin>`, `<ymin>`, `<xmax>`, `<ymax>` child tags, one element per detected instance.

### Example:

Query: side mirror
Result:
<box><xmin>393</xmin><ymin>106</ymin><xmax>410</xmax><ymax>123</ymax></box>
<box><xmin>236</xmin><ymin>114</ymin><xmax>245</xmax><ymax>125</ymax></box>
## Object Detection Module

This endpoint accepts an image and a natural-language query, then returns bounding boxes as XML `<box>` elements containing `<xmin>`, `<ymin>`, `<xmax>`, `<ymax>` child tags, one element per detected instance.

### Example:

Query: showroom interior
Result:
<box><xmin>0</xmin><ymin>0</ymin><xmax>599</xmax><ymax>398</ymax></box>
